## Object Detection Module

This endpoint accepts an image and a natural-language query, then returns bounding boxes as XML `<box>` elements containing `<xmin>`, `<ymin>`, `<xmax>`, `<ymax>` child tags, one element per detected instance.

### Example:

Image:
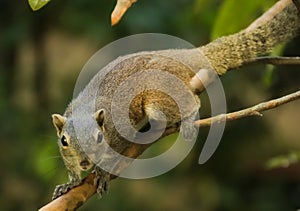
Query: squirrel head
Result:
<box><xmin>51</xmin><ymin>109</ymin><xmax>106</xmax><ymax>176</ymax></box>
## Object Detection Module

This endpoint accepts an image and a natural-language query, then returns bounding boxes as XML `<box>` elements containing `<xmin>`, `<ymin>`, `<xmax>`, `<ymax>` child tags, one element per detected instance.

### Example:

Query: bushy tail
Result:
<box><xmin>200</xmin><ymin>1</ymin><xmax>300</xmax><ymax>75</ymax></box>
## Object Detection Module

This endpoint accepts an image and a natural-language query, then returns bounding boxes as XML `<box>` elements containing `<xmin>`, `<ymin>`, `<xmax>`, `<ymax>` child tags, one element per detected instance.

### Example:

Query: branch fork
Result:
<box><xmin>40</xmin><ymin>0</ymin><xmax>300</xmax><ymax>209</ymax></box>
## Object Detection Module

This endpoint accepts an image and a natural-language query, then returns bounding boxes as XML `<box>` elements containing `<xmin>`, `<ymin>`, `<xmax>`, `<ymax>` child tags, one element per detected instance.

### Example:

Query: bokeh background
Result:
<box><xmin>1</xmin><ymin>0</ymin><xmax>300</xmax><ymax>210</ymax></box>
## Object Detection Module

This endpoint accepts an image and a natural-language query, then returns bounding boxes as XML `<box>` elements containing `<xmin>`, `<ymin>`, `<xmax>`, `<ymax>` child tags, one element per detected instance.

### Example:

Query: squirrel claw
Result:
<box><xmin>52</xmin><ymin>180</ymin><xmax>81</xmax><ymax>200</ymax></box>
<box><xmin>52</xmin><ymin>184</ymin><xmax>70</xmax><ymax>200</ymax></box>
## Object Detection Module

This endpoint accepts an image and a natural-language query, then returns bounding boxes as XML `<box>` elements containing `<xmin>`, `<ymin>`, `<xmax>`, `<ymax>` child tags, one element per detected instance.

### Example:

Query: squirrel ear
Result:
<box><xmin>94</xmin><ymin>109</ymin><xmax>105</xmax><ymax>127</ymax></box>
<box><xmin>52</xmin><ymin>114</ymin><xmax>66</xmax><ymax>135</ymax></box>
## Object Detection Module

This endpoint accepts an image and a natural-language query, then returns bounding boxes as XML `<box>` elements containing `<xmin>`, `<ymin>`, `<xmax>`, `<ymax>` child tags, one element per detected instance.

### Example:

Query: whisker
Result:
<box><xmin>36</xmin><ymin>134</ymin><xmax>57</xmax><ymax>141</ymax></box>
<box><xmin>38</xmin><ymin>159</ymin><xmax>67</xmax><ymax>179</ymax></box>
<box><xmin>38</xmin><ymin>155</ymin><xmax>61</xmax><ymax>162</ymax></box>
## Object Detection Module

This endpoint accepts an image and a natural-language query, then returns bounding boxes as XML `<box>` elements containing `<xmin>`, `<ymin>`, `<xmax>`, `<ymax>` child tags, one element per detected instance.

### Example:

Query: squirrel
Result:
<box><xmin>51</xmin><ymin>2</ymin><xmax>299</xmax><ymax>200</ymax></box>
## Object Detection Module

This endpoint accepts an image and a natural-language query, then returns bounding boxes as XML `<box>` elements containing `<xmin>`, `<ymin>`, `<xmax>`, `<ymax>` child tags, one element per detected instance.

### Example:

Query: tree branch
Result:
<box><xmin>111</xmin><ymin>0</ymin><xmax>137</xmax><ymax>26</ymax></box>
<box><xmin>39</xmin><ymin>173</ymin><xmax>98</xmax><ymax>211</ymax></box>
<box><xmin>195</xmin><ymin>90</ymin><xmax>300</xmax><ymax>127</ymax></box>
<box><xmin>244</xmin><ymin>56</ymin><xmax>300</xmax><ymax>66</ymax></box>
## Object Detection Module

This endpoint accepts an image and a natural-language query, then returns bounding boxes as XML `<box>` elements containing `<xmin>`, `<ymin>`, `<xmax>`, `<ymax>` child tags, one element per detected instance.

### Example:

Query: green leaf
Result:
<box><xmin>28</xmin><ymin>0</ymin><xmax>51</xmax><ymax>11</ymax></box>
<box><xmin>262</xmin><ymin>44</ymin><xmax>285</xmax><ymax>87</ymax></box>
<box><xmin>211</xmin><ymin>0</ymin><xmax>276</xmax><ymax>40</ymax></box>
<box><xmin>262</xmin><ymin>68</ymin><xmax>274</xmax><ymax>87</ymax></box>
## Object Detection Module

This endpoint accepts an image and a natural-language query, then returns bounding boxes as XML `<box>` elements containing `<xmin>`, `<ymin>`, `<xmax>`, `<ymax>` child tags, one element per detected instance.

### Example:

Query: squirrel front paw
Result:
<box><xmin>93</xmin><ymin>166</ymin><xmax>110</xmax><ymax>197</ymax></box>
<box><xmin>52</xmin><ymin>180</ymin><xmax>81</xmax><ymax>200</ymax></box>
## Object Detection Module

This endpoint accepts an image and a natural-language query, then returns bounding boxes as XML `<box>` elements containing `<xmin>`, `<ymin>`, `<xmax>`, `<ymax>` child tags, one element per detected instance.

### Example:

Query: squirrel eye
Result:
<box><xmin>61</xmin><ymin>135</ymin><xmax>68</xmax><ymax>147</ymax></box>
<box><xmin>97</xmin><ymin>132</ymin><xmax>103</xmax><ymax>144</ymax></box>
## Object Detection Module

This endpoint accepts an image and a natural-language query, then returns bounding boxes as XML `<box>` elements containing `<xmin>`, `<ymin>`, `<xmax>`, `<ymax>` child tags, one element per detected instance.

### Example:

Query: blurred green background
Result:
<box><xmin>1</xmin><ymin>0</ymin><xmax>300</xmax><ymax>210</ymax></box>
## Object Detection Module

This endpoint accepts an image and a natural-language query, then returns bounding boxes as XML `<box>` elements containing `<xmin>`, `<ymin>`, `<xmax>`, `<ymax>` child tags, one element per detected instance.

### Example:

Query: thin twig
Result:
<box><xmin>244</xmin><ymin>56</ymin><xmax>300</xmax><ymax>66</ymax></box>
<box><xmin>195</xmin><ymin>90</ymin><xmax>300</xmax><ymax>127</ymax></box>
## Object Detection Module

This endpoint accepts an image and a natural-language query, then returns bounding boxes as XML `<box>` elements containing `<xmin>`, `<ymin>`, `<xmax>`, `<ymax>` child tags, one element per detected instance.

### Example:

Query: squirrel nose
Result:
<box><xmin>80</xmin><ymin>160</ymin><xmax>90</xmax><ymax>169</ymax></box>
